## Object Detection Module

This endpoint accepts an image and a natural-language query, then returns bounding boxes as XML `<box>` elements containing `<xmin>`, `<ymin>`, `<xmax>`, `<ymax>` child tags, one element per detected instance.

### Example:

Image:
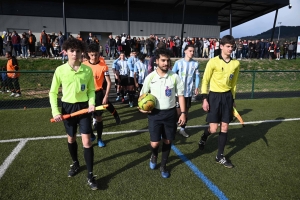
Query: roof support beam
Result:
<box><xmin>218</xmin><ymin>0</ymin><xmax>238</xmax><ymax>11</ymax></box>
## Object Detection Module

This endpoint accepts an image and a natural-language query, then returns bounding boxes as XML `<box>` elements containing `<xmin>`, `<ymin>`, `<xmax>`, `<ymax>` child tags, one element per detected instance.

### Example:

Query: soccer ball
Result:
<box><xmin>138</xmin><ymin>93</ymin><xmax>156</xmax><ymax>111</ymax></box>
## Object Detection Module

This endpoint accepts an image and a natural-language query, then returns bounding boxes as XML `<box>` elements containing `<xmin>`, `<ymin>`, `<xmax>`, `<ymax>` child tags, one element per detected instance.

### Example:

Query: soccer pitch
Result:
<box><xmin>0</xmin><ymin>98</ymin><xmax>300</xmax><ymax>200</ymax></box>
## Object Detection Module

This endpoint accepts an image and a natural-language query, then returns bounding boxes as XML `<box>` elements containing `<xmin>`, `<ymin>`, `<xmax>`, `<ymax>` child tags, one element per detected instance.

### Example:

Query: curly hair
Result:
<box><xmin>154</xmin><ymin>48</ymin><xmax>172</xmax><ymax>59</ymax></box>
<box><xmin>62</xmin><ymin>38</ymin><xmax>86</xmax><ymax>52</ymax></box>
<box><xmin>87</xmin><ymin>43</ymin><xmax>99</xmax><ymax>53</ymax></box>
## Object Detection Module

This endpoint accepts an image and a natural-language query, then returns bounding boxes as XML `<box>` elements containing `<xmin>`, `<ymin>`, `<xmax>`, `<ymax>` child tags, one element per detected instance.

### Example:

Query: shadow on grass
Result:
<box><xmin>226</xmin><ymin>117</ymin><xmax>284</xmax><ymax>159</ymax></box>
<box><xmin>94</xmin><ymin>141</ymin><xmax>150</xmax><ymax>190</ymax></box>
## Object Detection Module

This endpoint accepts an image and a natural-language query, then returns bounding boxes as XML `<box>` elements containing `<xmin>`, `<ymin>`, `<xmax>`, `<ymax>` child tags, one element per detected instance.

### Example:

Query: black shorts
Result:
<box><xmin>206</xmin><ymin>91</ymin><xmax>234</xmax><ymax>123</ymax></box>
<box><xmin>175</xmin><ymin>97</ymin><xmax>192</xmax><ymax>109</ymax></box>
<box><xmin>119</xmin><ymin>76</ymin><xmax>134</xmax><ymax>86</ymax></box>
<box><xmin>148</xmin><ymin>107</ymin><xmax>177</xmax><ymax>142</ymax></box>
<box><xmin>94</xmin><ymin>89</ymin><xmax>105</xmax><ymax>116</ymax></box>
<box><xmin>61</xmin><ymin>101</ymin><xmax>92</xmax><ymax>137</ymax></box>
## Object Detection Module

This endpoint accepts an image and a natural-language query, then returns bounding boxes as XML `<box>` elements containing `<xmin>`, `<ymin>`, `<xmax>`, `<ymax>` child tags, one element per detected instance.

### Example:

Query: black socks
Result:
<box><xmin>217</xmin><ymin>132</ymin><xmax>227</xmax><ymax>158</ymax></box>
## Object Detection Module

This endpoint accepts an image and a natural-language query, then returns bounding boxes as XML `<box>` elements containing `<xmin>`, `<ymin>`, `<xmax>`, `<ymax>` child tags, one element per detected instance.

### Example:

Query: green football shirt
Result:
<box><xmin>49</xmin><ymin>63</ymin><xmax>95</xmax><ymax>117</ymax></box>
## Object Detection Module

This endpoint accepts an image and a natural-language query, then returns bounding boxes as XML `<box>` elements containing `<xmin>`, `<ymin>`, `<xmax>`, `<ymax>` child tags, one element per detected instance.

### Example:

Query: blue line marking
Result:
<box><xmin>171</xmin><ymin>145</ymin><xmax>229</xmax><ymax>200</ymax></box>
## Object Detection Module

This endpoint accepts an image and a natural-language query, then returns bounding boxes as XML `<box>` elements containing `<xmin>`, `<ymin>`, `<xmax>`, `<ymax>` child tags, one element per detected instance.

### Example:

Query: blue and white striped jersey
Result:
<box><xmin>172</xmin><ymin>58</ymin><xmax>200</xmax><ymax>97</ymax></box>
<box><xmin>113</xmin><ymin>58</ymin><xmax>129</xmax><ymax>76</ymax></box>
<box><xmin>134</xmin><ymin>60</ymin><xmax>149</xmax><ymax>84</ymax></box>
<box><xmin>127</xmin><ymin>56</ymin><xmax>138</xmax><ymax>78</ymax></box>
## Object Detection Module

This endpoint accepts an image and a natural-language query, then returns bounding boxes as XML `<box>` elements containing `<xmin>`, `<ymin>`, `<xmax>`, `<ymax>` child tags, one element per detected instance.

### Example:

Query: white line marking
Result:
<box><xmin>0</xmin><ymin>118</ymin><xmax>300</xmax><ymax>143</ymax></box>
<box><xmin>0</xmin><ymin>139</ymin><xmax>28</xmax><ymax>179</ymax></box>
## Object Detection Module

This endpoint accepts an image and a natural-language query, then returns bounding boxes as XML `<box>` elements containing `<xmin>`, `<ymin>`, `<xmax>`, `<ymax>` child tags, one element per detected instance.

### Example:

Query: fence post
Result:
<box><xmin>251</xmin><ymin>71</ymin><xmax>256</xmax><ymax>99</ymax></box>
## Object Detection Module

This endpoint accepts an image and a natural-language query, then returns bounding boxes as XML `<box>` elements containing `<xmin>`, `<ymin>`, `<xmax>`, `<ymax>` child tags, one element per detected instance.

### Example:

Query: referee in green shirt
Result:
<box><xmin>49</xmin><ymin>38</ymin><xmax>98</xmax><ymax>190</ymax></box>
<box><xmin>198</xmin><ymin>35</ymin><xmax>240</xmax><ymax>168</ymax></box>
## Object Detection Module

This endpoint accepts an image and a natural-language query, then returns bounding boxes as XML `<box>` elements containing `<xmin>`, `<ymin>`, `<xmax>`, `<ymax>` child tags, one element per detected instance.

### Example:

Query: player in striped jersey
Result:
<box><xmin>198</xmin><ymin>35</ymin><xmax>240</xmax><ymax>168</ymax></box>
<box><xmin>127</xmin><ymin>49</ymin><xmax>139</xmax><ymax>107</ymax></box>
<box><xmin>134</xmin><ymin>53</ymin><xmax>149</xmax><ymax>96</ymax></box>
<box><xmin>172</xmin><ymin>44</ymin><xmax>200</xmax><ymax>138</ymax></box>
<box><xmin>113</xmin><ymin>52</ymin><xmax>129</xmax><ymax>103</ymax></box>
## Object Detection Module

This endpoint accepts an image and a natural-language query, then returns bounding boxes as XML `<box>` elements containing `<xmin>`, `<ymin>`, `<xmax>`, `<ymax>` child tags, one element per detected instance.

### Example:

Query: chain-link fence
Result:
<box><xmin>0</xmin><ymin>70</ymin><xmax>300</xmax><ymax>109</ymax></box>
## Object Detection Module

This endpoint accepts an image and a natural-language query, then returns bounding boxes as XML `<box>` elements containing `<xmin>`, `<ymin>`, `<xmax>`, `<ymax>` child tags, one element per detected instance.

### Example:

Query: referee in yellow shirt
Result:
<box><xmin>49</xmin><ymin>38</ymin><xmax>98</xmax><ymax>189</ymax></box>
<box><xmin>198</xmin><ymin>35</ymin><xmax>240</xmax><ymax>168</ymax></box>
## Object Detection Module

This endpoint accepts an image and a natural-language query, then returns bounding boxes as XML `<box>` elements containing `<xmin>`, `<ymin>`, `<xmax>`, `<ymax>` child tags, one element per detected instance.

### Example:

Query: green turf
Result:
<box><xmin>0</xmin><ymin>98</ymin><xmax>300</xmax><ymax>199</ymax></box>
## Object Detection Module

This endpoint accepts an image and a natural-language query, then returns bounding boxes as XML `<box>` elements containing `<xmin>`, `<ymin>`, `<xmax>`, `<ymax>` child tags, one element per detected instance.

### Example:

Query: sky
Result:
<box><xmin>220</xmin><ymin>0</ymin><xmax>300</xmax><ymax>38</ymax></box>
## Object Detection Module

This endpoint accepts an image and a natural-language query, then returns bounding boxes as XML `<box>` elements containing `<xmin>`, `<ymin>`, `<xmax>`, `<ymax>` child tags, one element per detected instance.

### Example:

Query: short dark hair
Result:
<box><xmin>62</xmin><ymin>38</ymin><xmax>86</xmax><ymax>51</ymax></box>
<box><xmin>138</xmin><ymin>53</ymin><xmax>146</xmax><ymax>60</ymax></box>
<box><xmin>220</xmin><ymin>35</ymin><xmax>235</xmax><ymax>46</ymax></box>
<box><xmin>154</xmin><ymin>48</ymin><xmax>172</xmax><ymax>59</ymax></box>
<box><xmin>87</xmin><ymin>43</ymin><xmax>99</xmax><ymax>53</ymax></box>
<box><xmin>184</xmin><ymin>44</ymin><xmax>194</xmax><ymax>51</ymax></box>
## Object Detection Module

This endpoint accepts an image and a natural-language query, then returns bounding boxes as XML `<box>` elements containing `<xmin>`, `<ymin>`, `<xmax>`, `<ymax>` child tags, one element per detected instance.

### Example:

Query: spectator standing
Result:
<box><xmin>40</xmin><ymin>30</ymin><xmax>50</xmax><ymax>57</ymax></box>
<box><xmin>275</xmin><ymin>40</ymin><xmax>280</xmax><ymax>60</ymax></box>
<box><xmin>28</xmin><ymin>30</ymin><xmax>36</xmax><ymax>58</ymax></box>
<box><xmin>288</xmin><ymin>42</ymin><xmax>294</xmax><ymax>59</ymax></box>
<box><xmin>107</xmin><ymin>34</ymin><xmax>116</xmax><ymax>59</ymax></box>
<box><xmin>174</xmin><ymin>36</ymin><xmax>181</xmax><ymax>58</ymax></box>
<box><xmin>202</xmin><ymin>38</ymin><xmax>210</xmax><ymax>58</ymax></box>
<box><xmin>20</xmin><ymin>32</ymin><xmax>29</xmax><ymax>59</ymax></box>
<box><xmin>49</xmin><ymin>32</ymin><xmax>57</xmax><ymax>57</ymax></box>
<box><xmin>255</xmin><ymin>39</ymin><xmax>260</xmax><ymax>59</ymax></box>
<box><xmin>0</xmin><ymin>33</ymin><xmax>3</xmax><ymax>56</ymax></box>
<box><xmin>53</xmin><ymin>38</ymin><xmax>60</xmax><ymax>59</ymax></box>
<box><xmin>214</xmin><ymin>38</ymin><xmax>220</xmax><ymax>57</ymax></box>
<box><xmin>2</xmin><ymin>31</ymin><xmax>8</xmax><ymax>55</ymax></box>
<box><xmin>260</xmin><ymin>39</ymin><xmax>266</xmax><ymax>59</ymax></box>
<box><xmin>11</xmin><ymin>31</ymin><xmax>21</xmax><ymax>57</ymax></box>
<box><xmin>58</xmin><ymin>31</ymin><xmax>65</xmax><ymax>58</ymax></box>
<box><xmin>268</xmin><ymin>41</ymin><xmax>275</xmax><ymax>60</ymax></box>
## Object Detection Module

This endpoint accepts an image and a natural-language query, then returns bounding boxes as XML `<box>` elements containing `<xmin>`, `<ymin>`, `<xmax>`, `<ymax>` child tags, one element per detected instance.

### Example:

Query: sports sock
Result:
<box><xmin>150</xmin><ymin>145</ymin><xmax>159</xmax><ymax>157</ymax></box>
<box><xmin>129</xmin><ymin>91</ymin><xmax>134</xmax><ymax>102</ymax></box>
<box><xmin>120</xmin><ymin>90</ymin><xmax>124</xmax><ymax>98</ymax></box>
<box><xmin>161</xmin><ymin>143</ymin><xmax>171</xmax><ymax>167</ymax></box>
<box><xmin>217</xmin><ymin>132</ymin><xmax>228</xmax><ymax>158</ymax></box>
<box><xmin>106</xmin><ymin>102</ymin><xmax>115</xmax><ymax>113</ymax></box>
<box><xmin>84</xmin><ymin>147</ymin><xmax>94</xmax><ymax>179</ymax></box>
<box><xmin>96</xmin><ymin>121</ymin><xmax>103</xmax><ymax>140</ymax></box>
<box><xmin>201</xmin><ymin>128</ymin><xmax>210</xmax><ymax>141</ymax></box>
<box><xmin>68</xmin><ymin>141</ymin><xmax>78</xmax><ymax>163</ymax></box>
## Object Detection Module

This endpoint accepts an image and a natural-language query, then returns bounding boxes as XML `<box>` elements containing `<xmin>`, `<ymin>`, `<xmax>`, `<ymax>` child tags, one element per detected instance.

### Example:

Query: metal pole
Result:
<box><xmin>180</xmin><ymin>0</ymin><xmax>186</xmax><ymax>51</ymax></box>
<box><xmin>229</xmin><ymin>4</ymin><xmax>232</xmax><ymax>36</ymax></box>
<box><xmin>270</xmin><ymin>8</ymin><xmax>278</xmax><ymax>42</ymax></box>
<box><xmin>127</xmin><ymin>0</ymin><xmax>130</xmax><ymax>36</ymax></box>
<box><xmin>278</xmin><ymin>22</ymin><xmax>282</xmax><ymax>41</ymax></box>
<box><xmin>63</xmin><ymin>0</ymin><xmax>67</xmax><ymax>38</ymax></box>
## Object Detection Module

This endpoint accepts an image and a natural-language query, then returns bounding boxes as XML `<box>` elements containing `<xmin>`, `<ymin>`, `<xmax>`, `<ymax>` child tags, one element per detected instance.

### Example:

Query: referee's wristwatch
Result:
<box><xmin>181</xmin><ymin>112</ymin><xmax>186</xmax><ymax>115</ymax></box>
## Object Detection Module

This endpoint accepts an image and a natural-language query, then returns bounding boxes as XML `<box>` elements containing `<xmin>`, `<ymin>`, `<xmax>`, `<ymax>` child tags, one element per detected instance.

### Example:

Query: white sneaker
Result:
<box><xmin>7</xmin><ymin>90</ymin><xmax>10</xmax><ymax>93</ymax></box>
<box><xmin>179</xmin><ymin>129</ymin><xmax>189</xmax><ymax>138</ymax></box>
<box><xmin>14</xmin><ymin>93</ymin><xmax>21</xmax><ymax>97</ymax></box>
<box><xmin>10</xmin><ymin>92</ymin><xmax>16</xmax><ymax>97</ymax></box>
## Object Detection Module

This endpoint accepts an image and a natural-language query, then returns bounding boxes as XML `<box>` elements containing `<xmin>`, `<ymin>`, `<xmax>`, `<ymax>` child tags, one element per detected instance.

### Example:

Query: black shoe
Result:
<box><xmin>115</xmin><ymin>114</ymin><xmax>121</xmax><ymax>125</ymax></box>
<box><xmin>198</xmin><ymin>139</ymin><xmax>206</xmax><ymax>150</ymax></box>
<box><xmin>215</xmin><ymin>155</ymin><xmax>233</xmax><ymax>168</ymax></box>
<box><xmin>87</xmin><ymin>176</ymin><xmax>98</xmax><ymax>190</ymax></box>
<box><xmin>160</xmin><ymin>166</ymin><xmax>170</xmax><ymax>178</ymax></box>
<box><xmin>68</xmin><ymin>162</ymin><xmax>80</xmax><ymax>177</ymax></box>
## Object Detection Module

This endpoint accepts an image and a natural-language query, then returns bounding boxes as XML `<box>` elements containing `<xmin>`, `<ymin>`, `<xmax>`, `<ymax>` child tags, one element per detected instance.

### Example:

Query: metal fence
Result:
<box><xmin>0</xmin><ymin>70</ymin><xmax>300</xmax><ymax>110</ymax></box>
